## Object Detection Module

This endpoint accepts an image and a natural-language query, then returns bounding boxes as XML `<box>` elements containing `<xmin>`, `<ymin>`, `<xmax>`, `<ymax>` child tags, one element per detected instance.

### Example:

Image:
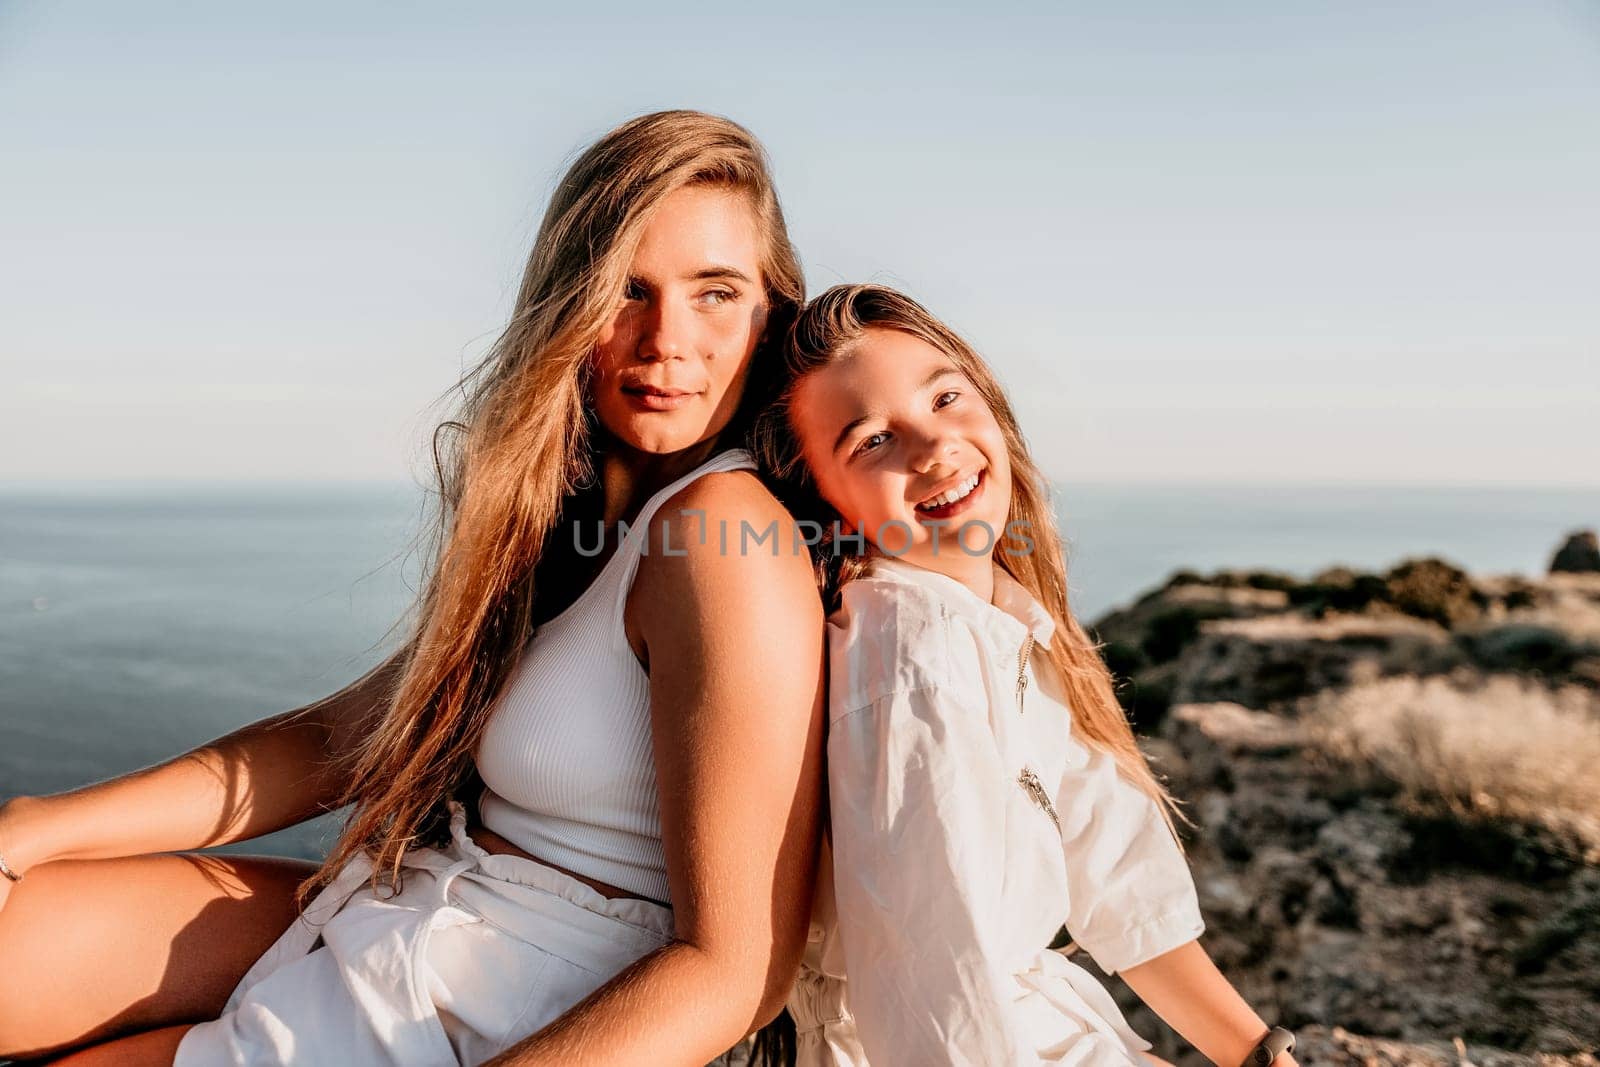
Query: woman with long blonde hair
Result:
<box><xmin>0</xmin><ymin>110</ymin><xmax>825</xmax><ymax>1066</ymax></box>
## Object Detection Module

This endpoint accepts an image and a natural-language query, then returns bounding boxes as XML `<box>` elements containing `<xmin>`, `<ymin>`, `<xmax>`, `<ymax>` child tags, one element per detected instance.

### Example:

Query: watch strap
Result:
<box><xmin>1239</xmin><ymin>1026</ymin><xmax>1295</xmax><ymax>1067</ymax></box>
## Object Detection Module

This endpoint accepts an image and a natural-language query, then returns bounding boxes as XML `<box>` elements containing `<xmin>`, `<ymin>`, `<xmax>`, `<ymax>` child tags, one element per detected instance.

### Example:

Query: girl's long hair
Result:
<box><xmin>751</xmin><ymin>284</ymin><xmax>1190</xmax><ymax>842</ymax></box>
<box><xmin>295</xmin><ymin>111</ymin><xmax>805</xmax><ymax>913</ymax></box>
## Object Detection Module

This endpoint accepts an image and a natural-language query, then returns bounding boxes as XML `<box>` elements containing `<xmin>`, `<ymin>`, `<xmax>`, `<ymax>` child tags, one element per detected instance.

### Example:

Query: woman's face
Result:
<box><xmin>790</xmin><ymin>328</ymin><xmax>1012</xmax><ymax>581</ymax></box>
<box><xmin>590</xmin><ymin>184</ymin><xmax>769</xmax><ymax>456</ymax></box>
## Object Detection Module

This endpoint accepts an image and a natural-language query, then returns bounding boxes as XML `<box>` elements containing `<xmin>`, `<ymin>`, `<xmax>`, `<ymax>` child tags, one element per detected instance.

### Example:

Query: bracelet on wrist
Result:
<box><xmin>1239</xmin><ymin>1026</ymin><xmax>1295</xmax><ymax>1067</ymax></box>
<box><xmin>0</xmin><ymin>848</ymin><xmax>23</xmax><ymax>883</ymax></box>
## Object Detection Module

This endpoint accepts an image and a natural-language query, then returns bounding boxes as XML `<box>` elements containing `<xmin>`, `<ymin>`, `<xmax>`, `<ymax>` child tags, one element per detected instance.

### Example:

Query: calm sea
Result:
<box><xmin>1</xmin><ymin>482</ymin><xmax>1594</xmax><ymax>860</ymax></box>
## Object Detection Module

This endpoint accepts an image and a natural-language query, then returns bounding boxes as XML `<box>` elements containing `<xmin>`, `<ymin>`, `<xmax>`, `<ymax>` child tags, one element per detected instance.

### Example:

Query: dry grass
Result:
<box><xmin>1305</xmin><ymin>673</ymin><xmax>1600</xmax><ymax>861</ymax></box>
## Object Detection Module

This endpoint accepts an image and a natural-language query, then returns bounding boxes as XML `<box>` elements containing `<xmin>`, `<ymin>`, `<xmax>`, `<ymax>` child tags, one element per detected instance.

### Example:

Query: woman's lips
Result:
<box><xmin>622</xmin><ymin>386</ymin><xmax>701</xmax><ymax>412</ymax></box>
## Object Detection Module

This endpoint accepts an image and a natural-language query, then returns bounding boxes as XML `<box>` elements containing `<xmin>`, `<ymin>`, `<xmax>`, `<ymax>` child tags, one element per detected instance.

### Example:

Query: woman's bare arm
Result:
<box><xmin>1120</xmin><ymin>939</ymin><xmax>1299</xmax><ymax>1067</ymax></box>
<box><xmin>484</xmin><ymin>473</ymin><xmax>827</xmax><ymax>1066</ymax></box>
<box><xmin>0</xmin><ymin>649</ymin><xmax>406</xmax><ymax>879</ymax></box>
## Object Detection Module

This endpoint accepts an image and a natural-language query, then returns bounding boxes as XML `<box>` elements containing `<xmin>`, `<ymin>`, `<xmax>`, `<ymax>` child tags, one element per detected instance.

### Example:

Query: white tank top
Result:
<box><xmin>473</xmin><ymin>448</ymin><xmax>758</xmax><ymax>904</ymax></box>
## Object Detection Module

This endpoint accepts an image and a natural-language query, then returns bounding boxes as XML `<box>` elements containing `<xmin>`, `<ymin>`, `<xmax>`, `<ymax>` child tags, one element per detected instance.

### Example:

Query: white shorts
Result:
<box><xmin>175</xmin><ymin>801</ymin><xmax>675</xmax><ymax>1066</ymax></box>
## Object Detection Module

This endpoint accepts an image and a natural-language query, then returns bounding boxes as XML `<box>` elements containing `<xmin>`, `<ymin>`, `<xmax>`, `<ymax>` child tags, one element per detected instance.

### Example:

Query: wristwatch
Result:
<box><xmin>1239</xmin><ymin>1026</ymin><xmax>1295</xmax><ymax>1067</ymax></box>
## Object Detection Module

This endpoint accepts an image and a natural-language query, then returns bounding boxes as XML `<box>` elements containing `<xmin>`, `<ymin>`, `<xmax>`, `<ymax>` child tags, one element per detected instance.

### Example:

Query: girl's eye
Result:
<box><xmin>934</xmin><ymin>390</ymin><xmax>960</xmax><ymax>409</ymax></box>
<box><xmin>853</xmin><ymin>431</ymin><xmax>889</xmax><ymax>457</ymax></box>
<box><xmin>623</xmin><ymin>280</ymin><xmax>648</xmax><ymax>302</ymax></box>
<box><xmin>699</xmin><ymin>288</ymin><xmax>737</xmax><ymax>307</ymax></box>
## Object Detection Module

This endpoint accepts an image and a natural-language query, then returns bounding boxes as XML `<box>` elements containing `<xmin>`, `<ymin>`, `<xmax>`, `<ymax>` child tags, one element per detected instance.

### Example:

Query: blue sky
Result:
<box><xmin>1</xmin><ymin>1</ymin><xmax>1596</xmax><ymax>486</ymax></box>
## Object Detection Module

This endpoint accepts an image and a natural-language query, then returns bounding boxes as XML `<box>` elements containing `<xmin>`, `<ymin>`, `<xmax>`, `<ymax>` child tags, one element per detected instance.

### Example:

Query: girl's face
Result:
<box><xmin>590</xmin><ymin>184</ymin><xmax>770</xmax><ymax>455</ymax></box>
<box><xmin>791</xmin><ymin>328</ymin><xmax>1013</xmax><ymax>588</ymax></box>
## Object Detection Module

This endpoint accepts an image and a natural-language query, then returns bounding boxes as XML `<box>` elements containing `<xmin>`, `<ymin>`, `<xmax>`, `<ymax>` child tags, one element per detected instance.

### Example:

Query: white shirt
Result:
<box><xmin>789</xmin><ymin>556</ymin><xmax>1205</xmax><ymax>1067</ymax></box>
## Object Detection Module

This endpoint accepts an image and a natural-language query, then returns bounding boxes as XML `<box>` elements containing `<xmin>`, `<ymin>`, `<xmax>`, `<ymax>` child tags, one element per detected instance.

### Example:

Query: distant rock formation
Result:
<box><xmin>1551</xmin><ymin>530</ymin><xmax>1600</xmax><ymax>574</ymax></box>
<box><xmin>1092</xmin><ymin>555</ymin><xmax>1600</xmax><ymax>729</ymax></box>
<box><xmin>1084</xmin><ymin>536</ymin><xmax>1600</xmax><ymax>1065</ymax></box>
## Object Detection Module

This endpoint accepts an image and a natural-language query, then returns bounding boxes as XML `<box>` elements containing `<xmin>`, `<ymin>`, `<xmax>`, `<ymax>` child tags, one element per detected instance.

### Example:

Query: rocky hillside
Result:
<box><xmin>1082</xmin><ymin>533</ymin><xmax>1600</xmax><ymax>1065</ymax></box>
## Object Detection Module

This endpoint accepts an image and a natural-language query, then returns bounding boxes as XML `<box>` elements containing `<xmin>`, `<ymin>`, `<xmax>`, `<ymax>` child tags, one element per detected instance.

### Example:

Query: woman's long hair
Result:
<box><xmin>296</xmin><ymin>111</ymin><xmax>805</xmax><ymax>913</ymax></box>
<box><xmin>751</xmin><ymin>284</ymin><xmax>1190</xmax><ymax>842</ymax></box>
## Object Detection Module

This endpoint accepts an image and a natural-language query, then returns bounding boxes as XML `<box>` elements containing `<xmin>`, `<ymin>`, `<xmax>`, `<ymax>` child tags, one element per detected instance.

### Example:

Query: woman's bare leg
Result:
<box><xmin>0</xmin><ymin>850</ymin><xmax>317</xmax><ymax>1061</ymax></box>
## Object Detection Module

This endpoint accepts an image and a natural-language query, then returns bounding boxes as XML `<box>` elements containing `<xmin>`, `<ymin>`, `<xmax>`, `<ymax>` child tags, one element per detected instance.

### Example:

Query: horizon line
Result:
<box><xmin>0</xmin><ymin>475</ymin><xmax>1595</xmax><ymax>494</ymax></box>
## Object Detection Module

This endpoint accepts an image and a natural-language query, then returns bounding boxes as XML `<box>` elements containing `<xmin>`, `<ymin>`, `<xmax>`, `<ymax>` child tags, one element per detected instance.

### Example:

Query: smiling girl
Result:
<box><xmin>753</xmin><ymin>285</ymin><xmax>1298</xmax><ymax>1067</ymax></box>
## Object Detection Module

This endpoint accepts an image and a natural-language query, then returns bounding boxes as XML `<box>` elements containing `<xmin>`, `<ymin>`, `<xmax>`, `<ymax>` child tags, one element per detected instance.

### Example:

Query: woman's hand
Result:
<box><xmin>0</xmin><ymin>652</ymin><xmax>400</xmax><ymax>882</ymax></box>
<box><xmin>0</xmin><ymin>795</ymin><xmax>48</xmax><ymax>913</ymax></box>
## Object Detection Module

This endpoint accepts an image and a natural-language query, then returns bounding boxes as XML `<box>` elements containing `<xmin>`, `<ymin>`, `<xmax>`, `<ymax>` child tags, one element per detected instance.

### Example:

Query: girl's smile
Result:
<box><xmin>913</xmin><ymin>466</ymin><xmax>988</xmax><ymax>520</ymax></box>
<box><xmin>791</xmin><ymin>326</ymin><xmax>1013</xmax><ymax>595</ymax></box>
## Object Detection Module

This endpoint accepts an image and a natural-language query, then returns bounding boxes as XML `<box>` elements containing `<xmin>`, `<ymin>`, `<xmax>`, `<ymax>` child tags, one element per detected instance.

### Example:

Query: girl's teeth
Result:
<box><xmin>920</xmin><ymin>473</ymin><xmax>980</xmax><ymax>510</ymax></box>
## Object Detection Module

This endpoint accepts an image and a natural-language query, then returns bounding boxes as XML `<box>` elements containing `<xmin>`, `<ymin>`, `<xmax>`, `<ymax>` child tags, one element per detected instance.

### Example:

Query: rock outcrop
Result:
<box><xmin>1092</xmin><ymin>557</ymin><xmax>1600</xmax><ymax>729</ymax></box>
<box><xmin>1083</xmin><ymin>539</ymin><xmax>1600</xmax><ymax>1065</ymax></box>
<box><xmin>1551</xmin><ymin>530</ymin><xmax>1600</xmax><ymax>575</ymax></box>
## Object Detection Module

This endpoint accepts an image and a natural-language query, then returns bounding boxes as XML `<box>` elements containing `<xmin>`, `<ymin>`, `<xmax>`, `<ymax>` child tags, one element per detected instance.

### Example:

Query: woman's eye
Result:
<box><xmin>934</xmin><ymin>390</ymin><xmax>960</xmax><ymax>409</ymax></box>
<box><xmin>699</xmin><ymin>288</ymin><xmax>737</xmax><ymax>307</ymax></box>
<box><xmin>853</xmin><ymin>431</ymin><xmax>889</xmax><ymax>457</ymax></box>
<box><xmin>623</xmin><ymin>280</ymin><xmax>647</xmax><ymax>302</ymax></box>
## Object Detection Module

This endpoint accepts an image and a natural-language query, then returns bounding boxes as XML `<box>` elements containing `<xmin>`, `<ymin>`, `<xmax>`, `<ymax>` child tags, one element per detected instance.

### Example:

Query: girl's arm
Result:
<box><xmin>1050</xmin><ymin>715</ymin><xmax>1206</xmax><ymax>978</ymax></box>
<box><xmin>483</xmin><ymin>475</ymin><xmax>827</xmax><ymax>1066</ymax></box>
<box><xmin>1043</xmin><ymin>667</ymin><xmax>1291</xmax><ymax>1066</ymax></box>
<box><xmin>1120</xmin><ymin>940</ymin><xmax>1299</xmax><ymax>1067</ymax></box>
<box><xmin>0</xmin><ymin>650</ymin><xmax>402</xmax><ymax>891</ymax></box>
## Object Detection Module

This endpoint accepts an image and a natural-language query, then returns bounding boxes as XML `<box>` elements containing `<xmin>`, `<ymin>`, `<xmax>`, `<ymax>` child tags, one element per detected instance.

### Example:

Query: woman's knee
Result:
<box><xmin>0</xmin><ymin>857</ymin><xmax>111</xmax><ymax>1055</ymax></box>
<box><xmin>0</xmin><ymin>852</ymin><xmax>313</xmax><ymax>1059</ymax></box>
